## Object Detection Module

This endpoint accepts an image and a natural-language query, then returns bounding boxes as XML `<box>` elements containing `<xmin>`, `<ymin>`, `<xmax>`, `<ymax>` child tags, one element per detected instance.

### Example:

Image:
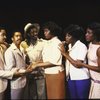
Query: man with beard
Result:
<box><xmin>21</xmin><ymin>23</ymin><xmax>46</xmax><ymax>99</ymax></box>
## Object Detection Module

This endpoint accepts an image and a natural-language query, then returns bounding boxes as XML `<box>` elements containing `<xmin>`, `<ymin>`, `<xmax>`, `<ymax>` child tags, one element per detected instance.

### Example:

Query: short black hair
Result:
<box><xmin>63</xmin><ymin>24</ymin><xmax>85</xmax><ymax>40</ymax></box>
<box><xmin>11</xmin><ymin>29</ymin><xmax>22</xmax><ymax>38</ymax></box>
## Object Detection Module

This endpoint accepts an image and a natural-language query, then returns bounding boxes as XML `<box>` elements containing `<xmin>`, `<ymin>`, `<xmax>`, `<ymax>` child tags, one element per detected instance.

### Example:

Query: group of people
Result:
<box><xmin>0</xmin><ymin>21</ymin><xmax>100</xmax><ymax>99</ymax></box>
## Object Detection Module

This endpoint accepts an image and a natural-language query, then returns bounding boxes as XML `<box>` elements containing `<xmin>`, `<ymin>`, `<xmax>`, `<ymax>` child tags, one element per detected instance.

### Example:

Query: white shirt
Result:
<box><xmin>42</xmin><ymin>37</ymin><xmax>64</xmax><ymax>74</ymax></box>
<box><xmin>66</xmin><ymin>40</ymin><xmax>90</xmax><ymax>80</ymax></box>
<box><xmin>26</xmin><ymin>39</ymin><xmax>45</xmax><ymax>63</ymax></box>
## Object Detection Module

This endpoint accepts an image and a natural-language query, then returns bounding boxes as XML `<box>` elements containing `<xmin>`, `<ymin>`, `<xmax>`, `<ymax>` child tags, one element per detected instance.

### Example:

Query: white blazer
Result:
<box><xmin>4</xmin><ymin>43</ymin><xmax>27</xmax><ymax>89</ymax></box>
<box><xmin>0</xmin><ymin>47</ymin><xmax>15</xmax><ymax>93</ymax></box>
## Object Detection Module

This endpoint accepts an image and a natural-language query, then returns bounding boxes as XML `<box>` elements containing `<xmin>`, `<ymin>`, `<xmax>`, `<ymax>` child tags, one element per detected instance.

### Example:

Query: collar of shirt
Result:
<box><xmin>10</xmin><ymin>43</ymin><xmax>21</xmax><ymax>50</ymax></box>
<box><xmin>47</xmin><ymin>36</ymin><xmax>58</xmax><ymax>43</ymax></box>
<box><xmin>10</xmin><ymin>43</ymin><xmax>25</xmax><ymax>58</ymax></box>
<box><xmin>0</xmin><ymin>45</ymin><xmax>5</xmax><ymax>63</ymax></box>
<box><xmin>0</xmin><ymin>44</ymin><xmax>5</xmax><ymax>54</ymax></box>
<box><xmin>10</xmin><ymin>43</ymin><xmax>24</xmax><ymax>53</ymax></box>
<box><xmin>68</xmin><ymin>40</ymin><xmax>80</xmax><ymax>52</ymax></box>
<box><xmin>0</xmin><ymin>45</ymin><xmax>3</xmax><ymax>51</ymax></box>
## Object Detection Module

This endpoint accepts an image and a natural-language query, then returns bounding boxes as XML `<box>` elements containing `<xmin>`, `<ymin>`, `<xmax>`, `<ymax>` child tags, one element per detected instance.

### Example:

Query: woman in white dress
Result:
<box><xmin>76</xmin><ymin>22</ymin><xmax>100</xmax><ymax>99</ymax></box>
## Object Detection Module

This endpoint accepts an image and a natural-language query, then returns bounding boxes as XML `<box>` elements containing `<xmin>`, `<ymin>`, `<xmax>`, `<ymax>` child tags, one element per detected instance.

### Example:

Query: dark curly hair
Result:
<box><xmin>63</xmin><ymin>24</ymin><xmax>85</xmax><ymax>41</ymax></box>
<box><xmin>43</xmin><ymin>21</ymin><xmax>62</xmax><ymax>37</ymax></box>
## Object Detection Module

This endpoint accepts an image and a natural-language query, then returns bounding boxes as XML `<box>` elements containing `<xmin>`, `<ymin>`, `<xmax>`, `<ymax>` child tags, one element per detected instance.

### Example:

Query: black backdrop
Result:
<box><xmin>0</xmin><ymin>0</ymin><xmax>100</xmax><ymax>43</ymax></box>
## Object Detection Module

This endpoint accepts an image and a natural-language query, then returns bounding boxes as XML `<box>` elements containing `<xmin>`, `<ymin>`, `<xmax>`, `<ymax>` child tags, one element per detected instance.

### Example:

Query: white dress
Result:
<box><xmin>87</xmin><ymin>42</ymin><xmax>100</xmax><ymax>99</ymax></box>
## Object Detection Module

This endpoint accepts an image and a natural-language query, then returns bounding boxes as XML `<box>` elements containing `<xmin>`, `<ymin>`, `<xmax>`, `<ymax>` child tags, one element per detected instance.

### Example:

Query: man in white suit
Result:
<box><xmin>4</xmin><ymin>31</ymin><xmax>32</xmax><ymax>99</ymax></box>
<box><xmin>0</xmin><ymin>28</ymin><xmax>24</xmax><ymax>100</ymax></box>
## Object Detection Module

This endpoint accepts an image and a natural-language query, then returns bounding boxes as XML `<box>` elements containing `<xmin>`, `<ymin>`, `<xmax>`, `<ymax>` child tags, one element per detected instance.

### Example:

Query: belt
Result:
<box><xmin>91</xmin><ymin>78</ymin><xmax>100</xmax><ymax>84</ymax></box>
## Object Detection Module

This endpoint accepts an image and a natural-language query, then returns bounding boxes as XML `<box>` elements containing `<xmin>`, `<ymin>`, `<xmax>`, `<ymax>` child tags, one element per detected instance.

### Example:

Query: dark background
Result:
<box><xmin>0</xmin><ymin>0</ymin><xmax>100</xmax><ymax>43</ymax></box>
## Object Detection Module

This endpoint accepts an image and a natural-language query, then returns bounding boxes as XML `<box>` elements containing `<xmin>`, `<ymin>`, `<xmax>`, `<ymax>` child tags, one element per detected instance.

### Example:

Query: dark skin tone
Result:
<box><xmin>58</xmin><ymin>33</ymin><xmax>84</xmax><ymax>69</ymax></box>
<box><xmin>59</xmin><ymin>29</ymin><xmax>100</xmax><ymax>73</ymax></box>
<box><xmin>27</xmin><ymin>28</ymin><xmax>60</xmax><ymax>70</ymax></box>
<box><xmin>58</xmin><ymin>43</ymin><xmax>83</xmax><ymax>68</ymax></box>
<box><xmin>11</xmin><ymin>32</ymin><xmax>33</xmax><ymax>77</ymax></box>
<box><xmin>75</xmin><ymin>28</ymin><xmax>100</xmax><ymax>72</ymax></box>
<box><xmin>76</xmin><ymin>44</ymin><xmax>100</xmax><ymax>72</ymax></box>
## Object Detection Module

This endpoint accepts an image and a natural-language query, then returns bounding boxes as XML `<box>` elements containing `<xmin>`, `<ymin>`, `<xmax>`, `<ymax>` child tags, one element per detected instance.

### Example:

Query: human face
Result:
<box><xmin>12</xmin><ymin>32</ymin><xmax>22</xmax><ymax>46</ymax></box>
<box><xmin>85</xmin><ymin>28</ymin><xmax>94</xmax><ymax>42</ymax></box>
<box><xmin>65</xmin><ymin>33</ymin><xmax>73</xmax><ymax>44</ymax></box>
<box><xmin>30</xmin><ymin>28</ymin><xmax>38</xmax><ymax>38</ymax></box>
<box><xmin>0</xmin><ymin>29</ymin><xmax>6</xmax><ymax>44</ymax></box>
<box><xmin>43</xmin><ymin>28</ymin><xmax>53</xmax><ymax>40</ymax></box>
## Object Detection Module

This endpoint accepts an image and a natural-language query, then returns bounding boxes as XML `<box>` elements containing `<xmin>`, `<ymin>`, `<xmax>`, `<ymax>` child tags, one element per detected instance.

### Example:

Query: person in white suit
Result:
<box><xmin>4</xmin><ymin>31</ymin><xmax>32</xmax><ymax>99</ymax></box>
<box><xmin>0</xmin><ymin>28</ymin><xmax>25</xmax><ymax>100</ymax></box>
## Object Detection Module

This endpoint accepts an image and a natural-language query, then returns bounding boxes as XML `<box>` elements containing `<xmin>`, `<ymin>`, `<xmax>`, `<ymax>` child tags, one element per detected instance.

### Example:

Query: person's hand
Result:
<box><xmin>58</xmin><ymin>43</ymin><xmax>65</xmax><ymax>53</ymax></box>
<box><xmin>58</xmin><ymin>43</ymin><xmax>68</xmax><ymax>56</ymax></box>
<box><xmin>13</xmin><ymin>69</ymin><xmax>24</xmax><ymax>78</ymax></box>
<box><xmin>75</xmin><ymin>60</ymin><xmax>84</xmax><ymax>68</ymax></box>
<box><xmin>26</xmin><ymin>63</ymin><xmax>36</xmax><ymax>70</ymax></box>
<box><xmin>31</xmin><ymin>63</ymin><xmax>37</xmax><ymax>69</ymax></box>
<box><xmin>62</xmin><ymin>41</ymin><xmax>66</xmax><ymax>44</ymax></box>
<box><xmin>25</xmin><ymin>65</ymin><xmax>33</xmax><ymax>74</ymax></box>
